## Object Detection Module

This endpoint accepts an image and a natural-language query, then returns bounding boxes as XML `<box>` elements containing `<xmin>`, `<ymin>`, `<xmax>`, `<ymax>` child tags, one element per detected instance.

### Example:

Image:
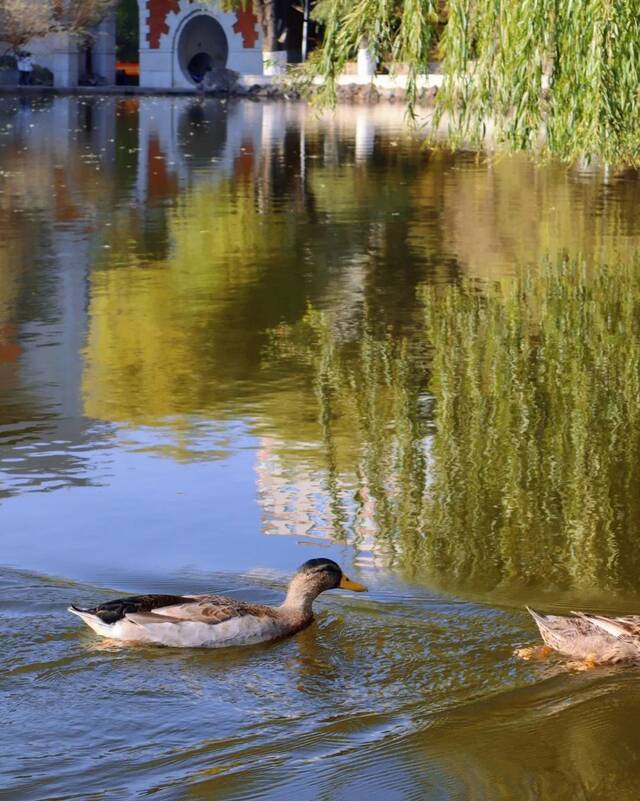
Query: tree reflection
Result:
<box><xmin>264</xmin><ymin>258</ymin><xmax>640</xmax><ymax>596</ymax></box>
<box><xmin>264</xmin><ymin>307</ymin><xmax>430</xmax><ymax>551</ymax></box>
<box><xmin>420</xmin><ymin>259</ymin><xmax>640</xmax><ymax>594</ymax></box>
<box><xmin>67</xmin><ymin>101</ymin><xmax>640</xmax><ymax>595</ymax></box>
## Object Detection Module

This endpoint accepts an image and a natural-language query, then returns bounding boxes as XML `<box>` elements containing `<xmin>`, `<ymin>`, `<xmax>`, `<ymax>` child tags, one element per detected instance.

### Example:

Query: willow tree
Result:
<box><xmin>314</xmin><ymin>0</ymin><xmax>640</xmax><ymax>165</ymax></box>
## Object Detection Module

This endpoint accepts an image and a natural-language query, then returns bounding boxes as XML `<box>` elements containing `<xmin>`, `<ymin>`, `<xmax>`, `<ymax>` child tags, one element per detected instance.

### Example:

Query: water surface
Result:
<box><xmin>2</xmin><ymin>96</ymin><xmax>640</xmax><ymax>800</ymax></box>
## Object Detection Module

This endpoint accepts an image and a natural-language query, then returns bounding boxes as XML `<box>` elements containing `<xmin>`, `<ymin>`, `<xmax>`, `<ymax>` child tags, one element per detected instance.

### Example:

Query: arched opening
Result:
<box><xmin>116</xmin><ymin>0</ymin><xmax>139</xmax><ymax>85</ymax></box>
<box><xmin>178</xmin><ymin>15</ymin><xmax>228</xmax><ymax>85</ymax></box>
<box><xmin>187</xmin><ymin>52</ymin><xmax>213</xmax><ymax>83</ymax></box>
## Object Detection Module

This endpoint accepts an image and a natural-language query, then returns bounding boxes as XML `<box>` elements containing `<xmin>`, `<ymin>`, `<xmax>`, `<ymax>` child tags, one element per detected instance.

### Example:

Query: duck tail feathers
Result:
<box><xmin>68</xmin><ymin>605</ymin><xmax>117</xmax><ymax>636</ymax></box>
<box><xmin>526</xmin><ymin>607</ymin><xmax>548</xmax><ymax>627</ymax></box>
<box><xmin>68</xmin><ymin>605</ymin><xmax>101</xmax><ymax>624</ymax></box>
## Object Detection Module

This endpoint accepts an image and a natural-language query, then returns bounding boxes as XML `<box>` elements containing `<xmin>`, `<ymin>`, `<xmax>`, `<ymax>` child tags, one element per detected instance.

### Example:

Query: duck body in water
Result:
<box><xmin>68</xmin><ymin>559</ymin><xmax>366</xmax><ymax>648</ymax></box>
<box><xmin>523</xmin><ymin>607</ymin><xmax>640</xmax><ymax>665</ymax></box>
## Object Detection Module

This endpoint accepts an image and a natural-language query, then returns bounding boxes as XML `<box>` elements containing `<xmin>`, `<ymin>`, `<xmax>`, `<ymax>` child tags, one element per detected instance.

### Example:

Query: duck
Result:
<box><xmin>68</xmin><ymin>558</ymin><xmax>367</xmax><ymax>648</ymax></box>
<box><xmin>519</xmin><ymin>607</ymin><xmax>640</xmax><ymax>665</ymax></box>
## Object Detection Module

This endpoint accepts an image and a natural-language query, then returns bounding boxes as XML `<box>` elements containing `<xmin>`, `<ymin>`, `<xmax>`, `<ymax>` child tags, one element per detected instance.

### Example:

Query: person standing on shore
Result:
<box><xmin>17</xmin><ymin>52</ymin><xmax>33</xmax><ymax>86</ymax></box>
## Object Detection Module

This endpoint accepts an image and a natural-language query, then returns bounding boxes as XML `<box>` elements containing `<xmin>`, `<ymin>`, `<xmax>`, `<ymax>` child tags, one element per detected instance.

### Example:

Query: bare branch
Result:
<box><xmin>0</xmin><ymin>0</ymin><xmax>116</xmax><ymax>51</ymax></box>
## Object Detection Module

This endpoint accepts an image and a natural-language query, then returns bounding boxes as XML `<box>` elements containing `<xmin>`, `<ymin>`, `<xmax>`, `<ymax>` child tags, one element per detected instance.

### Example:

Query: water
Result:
<box><xmin>2</xmin><ymin>95</ymin><xmax>640</xmax><ymax>800</ymax></box>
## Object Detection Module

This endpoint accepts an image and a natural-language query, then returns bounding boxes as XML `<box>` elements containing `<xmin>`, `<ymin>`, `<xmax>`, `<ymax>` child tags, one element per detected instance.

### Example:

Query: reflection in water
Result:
<box><xmin>420</xmin><ymin>260</ymin><xmax>640</xmax><ymax>596</ymax></box>
<box><xmin>4</xmin><ymin>96</ymin><xmax>640</xmax><ymax>799</ymax></box>
<box><xmin>266</xmin><ymin>262</ymin><xmax>640</xmax><ymax>599</ymax></box>
<box><xmin>262</xmin><ymin>307</ymin><xmax>430</xmax><ymax>560</ymax></box>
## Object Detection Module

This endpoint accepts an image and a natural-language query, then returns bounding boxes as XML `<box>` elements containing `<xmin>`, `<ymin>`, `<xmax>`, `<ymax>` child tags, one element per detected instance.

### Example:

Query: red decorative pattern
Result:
<box><xmin>147</xmin><ymin>135</ymin><xmax>178</xmax><ymax>201</ymax></box>
<box><xmin>0</xmin><ymin>325</ymin><xmax>20</xmax><ymax>365</ymax></box>
<box><xmin>146</xmin><ymin>0</ymin><xmax>181</xmax><ymax>49</ymax></box>
<box><xmin>233</xmin><ymin>3</ymin><xmax>259</xmax><ymax>49</ymax></box>
<box><xmin>233</xmin><ymin>142</ymin><xmax>255</xmax><ymax>181</ymax></box>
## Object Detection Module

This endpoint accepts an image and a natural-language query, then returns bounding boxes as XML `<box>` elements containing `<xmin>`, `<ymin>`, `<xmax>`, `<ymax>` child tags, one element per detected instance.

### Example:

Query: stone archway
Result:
<box><xmin>177</xmin><ymin>14</ymin><xmax>229</xmax><ymax>84</ymax></box>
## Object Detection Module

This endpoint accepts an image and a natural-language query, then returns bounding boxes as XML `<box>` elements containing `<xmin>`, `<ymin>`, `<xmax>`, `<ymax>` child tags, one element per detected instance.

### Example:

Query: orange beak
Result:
<box><xmin>338</xmin><ymin>575</ymin><xmax>368</xmax><ymax>592</ymax></box>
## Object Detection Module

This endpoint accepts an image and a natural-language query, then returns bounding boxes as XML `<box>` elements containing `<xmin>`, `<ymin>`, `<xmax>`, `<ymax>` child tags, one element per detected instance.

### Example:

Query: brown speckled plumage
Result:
<box><xmin>528</xmin><ymin>607</ymin><xmax>640</xmax><ymax>664</ymax></box>
<box><xmin>68</xmin><ymin>558</ymin><xmax>367</xmax><ymax>647</ymax></box>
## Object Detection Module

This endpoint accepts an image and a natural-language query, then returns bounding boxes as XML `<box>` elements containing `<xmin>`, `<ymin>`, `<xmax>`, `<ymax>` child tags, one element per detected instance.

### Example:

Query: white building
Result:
<box><xmin>14</xmin><ymin>18</ymin><xmax>117</xmax><ymax>89</ymax></box>
<box><xmin>6</xmin><ymin>1</ymin><xmax>265</xmax><ymax>89</ymax></box>
<box><xmin>138</xmin><ymin>0</ymin><xmax>263</xmax><ymax>88</ymax></box>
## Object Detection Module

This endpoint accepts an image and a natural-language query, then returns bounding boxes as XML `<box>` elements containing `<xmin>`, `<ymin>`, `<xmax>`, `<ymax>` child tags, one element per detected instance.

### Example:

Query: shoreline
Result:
<box><xmin>0</xmin><ymin>73</ymin><xmax>443</xmax><ymax>103</ymax></box>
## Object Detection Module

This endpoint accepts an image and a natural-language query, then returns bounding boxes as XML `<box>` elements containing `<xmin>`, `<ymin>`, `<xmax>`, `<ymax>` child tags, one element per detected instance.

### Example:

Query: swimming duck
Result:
<box><xmin>68</xmin><ymin>558</ymin><xmax>367</xmax><ymax>648</ymax></box>
<box><xmin>521</xmin><ymin>607</ymin><xmax>640</xmax><ymax>665</ymax></box>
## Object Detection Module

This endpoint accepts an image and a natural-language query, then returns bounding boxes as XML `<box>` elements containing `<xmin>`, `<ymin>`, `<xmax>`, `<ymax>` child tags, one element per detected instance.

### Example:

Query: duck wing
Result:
<box><xmin>70</xmin><ymin>593</ymin><xmax>283</xmax><ymax>647</ymax></box>
<box><xmin>71</xmin><ymin>594</ymin><xmax>277</xmax><ymax>626</ymax></box>
<box><xmin>527</xmin><ymin>607</ymin><xmax>597</xmax><ymax>646</ymax></box>
<box><xmin>70</xmin><ymin>594</ymin><xmax>198</xmax><ymax>625</ymax></box>
<box><xmin>527</xmin><ymin>607</ymin><xmax>623</xmax><ymax>654</ymax></box>
<box><xmin>576</xmin><ymin>614</ymin><xmax>640</xmax><ymax>640</ymax></box>
<box><xmin>141</xmin><ymin>595</ymin><xmax>278</xmax><ymax>625</ymax></box>
<box><xmin>123</xmin><ymin>595</ymin><xmax>283</xmax><ymax>648</ymax></box>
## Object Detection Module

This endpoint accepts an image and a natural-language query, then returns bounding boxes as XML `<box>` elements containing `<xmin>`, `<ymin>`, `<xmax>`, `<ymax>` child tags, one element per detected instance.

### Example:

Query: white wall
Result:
<box><xmin>139</xmin><ymin>0</ymin><xmax>263</xmax><ymax>88</ymax></box>
<box><xmin>92</xmin><ymin>15</ymin><xmax>117</xmax><ymax>83</ymax></box>
<box><xmin>0</xmin><ymin>12</ymin><xmax>117</xmax><ymax>87</ymax></box>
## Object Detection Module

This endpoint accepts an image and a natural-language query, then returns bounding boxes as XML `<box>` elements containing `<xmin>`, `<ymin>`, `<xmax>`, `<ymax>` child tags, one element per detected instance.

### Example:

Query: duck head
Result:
<box><xmin>283</xmin><ymin>558</ymin><xmax>367</xmax><ymax>613</ymax></box>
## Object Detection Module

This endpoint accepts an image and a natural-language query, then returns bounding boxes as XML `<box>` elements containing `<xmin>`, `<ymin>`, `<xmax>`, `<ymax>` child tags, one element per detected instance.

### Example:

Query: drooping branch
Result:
<box><xmin>434</xmin><ymin>0</ymin><xmax>640</xmax><ymax>165</ymax></box>
<box><xmin>53</xmin><ymin>0</ymin><xmax>116</xmax><ymax>36</ymax></box>
<box><xmin>311</xmin><ymin>0</ymin><xmax>640</xmax><ymax>165</ymax></box>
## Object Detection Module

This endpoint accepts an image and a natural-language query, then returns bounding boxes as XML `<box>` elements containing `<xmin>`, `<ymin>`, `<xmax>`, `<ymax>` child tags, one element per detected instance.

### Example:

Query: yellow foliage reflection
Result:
<box><xmin>420</xmin><ymin>259</ymin><xmax>640</xmax><ymax>594</ymax></box>
<box><xmin>82</xmin><ymin>180</ymin><xmax>289</xmax><ymax>426</ymax></box>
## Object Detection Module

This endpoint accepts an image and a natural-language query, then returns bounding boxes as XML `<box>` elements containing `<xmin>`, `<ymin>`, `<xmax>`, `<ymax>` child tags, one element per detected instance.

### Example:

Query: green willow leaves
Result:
<box><xmin>270</xmin><ymin>259</ymin><xmax>640</xmax><ymax>596</ymax></box>
<box><xmin>313</xmin><ymin>0</ymin><xmax>440</xmax><ymax>110</ymax></box>
<box><xmin>421</xmin><ymin>260</ymin><xmax>640</xmax><ymax>593</ymax></box>
<box><xmin>314</xmin><ymin>0</ymin><xmax>640</xmax><ymax>165</ymax></box>
<box><xmin>266</xmin><ymin>306</ymin><xmax>430</xmax><ymax>555</ymax></box>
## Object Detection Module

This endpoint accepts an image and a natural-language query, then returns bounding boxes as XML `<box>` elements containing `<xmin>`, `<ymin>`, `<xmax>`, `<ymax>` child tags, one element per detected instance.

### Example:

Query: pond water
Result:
<box><xmin>2</xmin><ymin>95</ymin><xmax>640</xmax><ymax>800</ymax></box>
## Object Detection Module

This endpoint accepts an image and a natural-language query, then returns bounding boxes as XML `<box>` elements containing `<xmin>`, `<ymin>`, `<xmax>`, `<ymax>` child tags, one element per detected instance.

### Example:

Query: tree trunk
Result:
<box><xmin>256</xmin><ymin>0</ymin><xmax>278</xmax><ymax>52</ymax></box>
